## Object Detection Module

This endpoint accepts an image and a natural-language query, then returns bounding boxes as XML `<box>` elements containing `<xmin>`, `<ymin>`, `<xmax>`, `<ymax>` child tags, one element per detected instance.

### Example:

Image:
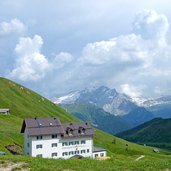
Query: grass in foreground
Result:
<box><xmin>1</xmin><ymin>154</ymin><xmax>171</xmax><ymax>171</ymax></box>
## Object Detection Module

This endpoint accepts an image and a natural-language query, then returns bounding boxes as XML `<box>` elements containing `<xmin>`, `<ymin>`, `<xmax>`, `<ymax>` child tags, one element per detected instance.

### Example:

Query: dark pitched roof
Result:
<box><xmin>23</xmin><ymin>117</ymin><xmax>62</xmax><ymax>128</ymax></box>
<box><xmin>21</xmin><ymin>117</ymin><xmax>94</xmax><ymax>138</ymax></box>
<box><xmin>92</xmin><ymin>146</ymin><xmax>106</xmax><ymax>152</ymax></box>
<box><xmin>21</xmin><ymin>117</ymin><xmax>64</xmax><ymax>136</ymax></box>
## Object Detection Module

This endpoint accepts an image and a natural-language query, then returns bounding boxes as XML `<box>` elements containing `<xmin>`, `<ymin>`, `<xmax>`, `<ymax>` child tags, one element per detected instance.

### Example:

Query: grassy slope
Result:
<box><xmin>0</xmin><ymin>77</ymin><xmax>171</xmax><ymax>170</ymax></box>
<box><xmin>116</xmin><ymin>118</ymin><xmax>171</xmax><ymax>150</ymax></box>
<box><xmin>0</xmin><ymin>77</ymin><xmax>77</xmax><ymax>152</ymax></box>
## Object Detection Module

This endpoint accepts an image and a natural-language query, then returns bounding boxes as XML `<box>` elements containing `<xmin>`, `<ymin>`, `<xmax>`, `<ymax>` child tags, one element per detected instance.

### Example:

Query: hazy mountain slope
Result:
<box><xmin>122</xmin><ymin>107</ymin><xmax>154</xmax><ymax>127</ymax></box>
<box><xmin>116</xmin><ymin>118</ymin><xmax>171</xmax><ymax>150</ymax></box>
<box><xmin>137</xmin><ymin>96</ymin><xmax>171</xmax><ymax>118</ymax></box>
<box><xmin>62</xmin><ymin>103</ymin><xmax>132</xmax><ymax>134</ymax></box>
<box><xmin>149</xmin><ymin>104</ymin><xmax>171</xmax><ymax>118</ymax></box>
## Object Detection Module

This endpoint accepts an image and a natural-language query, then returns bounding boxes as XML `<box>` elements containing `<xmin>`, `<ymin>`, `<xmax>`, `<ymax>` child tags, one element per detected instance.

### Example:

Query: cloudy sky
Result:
<box><xmin>0</xmin><ymin>0</ymin><xmax>171</xmax><ymax>99</ymax></box>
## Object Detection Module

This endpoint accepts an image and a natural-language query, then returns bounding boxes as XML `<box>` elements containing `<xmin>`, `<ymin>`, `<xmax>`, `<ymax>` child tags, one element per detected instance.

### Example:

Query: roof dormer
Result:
<box><xmin>78</xmin><ymin>127</ymin><xmax>85</xmax><ymax>135</ymax></box>
<box><xmin>66</xmin><ymin>127</ymin><xmax>73</xmax><ymax>136</ymax></box>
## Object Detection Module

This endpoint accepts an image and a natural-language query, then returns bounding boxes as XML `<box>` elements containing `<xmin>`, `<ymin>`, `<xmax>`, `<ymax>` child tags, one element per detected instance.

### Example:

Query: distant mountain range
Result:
<box><xmin>116</xmin><ymin>118</ymin><xmax>171</xmax><ymax>150</ymax></box>
<box><xmin>122</xmin><ymin>107</ymin><xmax>154</xmax><ymax>127</ymax></box>
<box><xmin>54</xmin><ymin>86</ymin><xmax>171</xmax><ymax>134</ymax></box>
<box><xmin>55</xmin><ymin>86</ymin><xmax>138</xmax><ymax>116</ymax></box>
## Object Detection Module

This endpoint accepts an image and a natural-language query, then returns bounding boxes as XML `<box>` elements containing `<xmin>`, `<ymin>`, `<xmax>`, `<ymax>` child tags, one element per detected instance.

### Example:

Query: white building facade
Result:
<box><xmin>21</xmin><ymin>117</ymin><xmax>106</xmax><ymax>159</ymax></box>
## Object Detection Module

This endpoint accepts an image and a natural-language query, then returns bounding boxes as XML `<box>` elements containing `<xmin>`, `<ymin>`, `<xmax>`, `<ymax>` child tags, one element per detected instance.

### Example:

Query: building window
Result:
<box><xmin>75</xmin><ymin>151</ymin><xmax>79</xmax><ymax>154</ymax></box>
<box><xmin>52</xmin><ymin>143</ymin><xmax>57</xmax><ymax>147</ymax></box>
<box><xmin>100</xmin><ymin>153</ymin><xmax>104</xmax><ymax>157</ymax></box>
<box><xmin>62</xmin><ymin>152</ymin><xmax>68</xmax><ymax>156</ymax></box>
<box><xmin>27</xmin><ymin>152</ymin><xmax>29</xmax><ymax>155</ymax></box>
<box><xmin>81</xmin><ymin>140</ymin><xmax>86</xmax><ymax>144</ymax></box>
<box><xmin>87</xmin><ymin>149</ymin><xmax>89</xmax><ymax>153</ymax></box>
<box><xmin>81</xmin><ymin>150</ymin><xmax>86</xmax><ymax>154</ymax></box>
<box><xmin>62</xmin><ymin>142</ymin><xmax>68</xmax><ymax>146</ymax></box>
<box><xmin>52</xmin><ymin>152</ymin><xmax>57</xmax><ymax>157</ymax></box>
<box><xmin>95</xmin><ymin>154</ymin><xmax>98</xmax><ymax>157</ymax></box>
<box><xmin>69</xmin><ymin>151</ymin><xmax>74</xmax><ymax>155</ymax></box>
<box><xmin>37</xmin><ymin>135</ymin><xmax>42</xmax><ymax>140</ymax></box>
<box><xmin>52</xmin><ymin>134</ymin><xmax>57</xmax><ymax>138</ymax></box>
<box><xmin>75</xmin><ymin>141</ymin><xmax>79</xmax><ymax>145</ymax></box>
<box><xmin>36</xmin><ymin>144</ymin><xmax>43</xmax><ymax>149</ymax></box>
<box><xmin>69</xmin><ymin>141</ymin><xmax>73</xmax><ymax>146</ymax></box>
<box><xmin>36</xmin><ymin>154</ymin><xmax>42</xmax><ymax>157</ymax></box>
<box><xmin>27</xmin><ymin>143</ymin><xmax>30</xmax><ymax>147</ymax></box>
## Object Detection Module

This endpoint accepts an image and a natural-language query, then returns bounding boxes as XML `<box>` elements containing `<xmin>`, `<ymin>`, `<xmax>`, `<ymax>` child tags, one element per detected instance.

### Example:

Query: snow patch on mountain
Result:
<box><xmin>54</xmin><ymin>91</ymin><xmax>80</xmax><ymax>104</ymax></box>
<box><xmin>54</xmin><ymin>86</ymin><xmax>138</xmax><ymax>116</ymax></box>
<box><xmin>130</xmin><ymin>97</ymin><xmax>147</xmax><ymax>106</ymax></box>
<box><xmin>141</xmin><ymin>96</ymin><xmax>171</xmax><ymax>107</ymax></box>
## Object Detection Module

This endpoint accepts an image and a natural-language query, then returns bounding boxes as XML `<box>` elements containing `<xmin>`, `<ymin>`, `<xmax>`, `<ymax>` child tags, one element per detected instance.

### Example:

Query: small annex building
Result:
<box><xmin>0</xmin><ymin>109</ymin><xmax>10</xmax><ymax>115</ymax></box>
<box><xmin>21</xmin><ymin>117</ymin><xmax>106</xmax><ymax>159</ymax></box>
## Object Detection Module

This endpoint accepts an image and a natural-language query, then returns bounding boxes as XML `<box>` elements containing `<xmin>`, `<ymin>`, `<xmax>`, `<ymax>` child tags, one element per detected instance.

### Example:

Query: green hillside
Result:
<box><xmin>62</xmin><ymin>103</ymin><xmax>131</xmax><ymax>134</ymax></box>
<box><xmin>1</xmin><ymin>77</ymin><xmax>171</xmax><ymax>170</ymax></box>
<box><xmin>116</xmin><ymin>118</ymin><xmax>171</xmax><ymax>150</ymax></box>
<box><xmin>0</xmin><ymin>77</ymin><xmax>77</xmax><ymax>152</ymax></box>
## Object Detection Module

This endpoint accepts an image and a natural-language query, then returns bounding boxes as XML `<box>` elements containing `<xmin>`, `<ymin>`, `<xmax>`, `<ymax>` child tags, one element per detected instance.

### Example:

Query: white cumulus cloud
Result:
<box><xmin>120</xmin><ymin>84</ymin><xmax>142</xmax><ymax>98</ymax></box>
<box><xmin>80</xmin><ymin>34</ymin><xmax>148</xmax><ymax>66</ymax></box>
<box><xmin>54</xmin><ymin>52</ymin><xmax>73</xmax><ymax>69</ymax></box>
<box><xmin>10</xmin><ymin>35</ymin><xmax>50</xmax><ymax>81</ymax></box>
<box><xmin>0</xmin><ymin>18</ymin><xmax>26</xmax><ymax>36</ymax></box>
<box><xmin>55</xmin><ymin>52</ymin><xmax>73</xmax><ymax>63</ymax></box>
<box><xmin>7</xmin><ymin>9</ymin><xmax>171</xmax><ymax>98</ymax></box>
<box><xmin>133</xmin><ymin>9</ymin><xmax>169</xmax><ymax>46</ymax></box>
<box><xmin>52</xmin><ymin>9</ymin><xmax>171</xmax><ymax>97</ymax></box>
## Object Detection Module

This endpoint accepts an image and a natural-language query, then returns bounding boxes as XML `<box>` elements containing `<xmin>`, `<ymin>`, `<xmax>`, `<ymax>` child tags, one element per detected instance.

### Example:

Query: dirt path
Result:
<box><xmin>0</xmin><ymin>162</ymin><xmax>29</xmax><ymax>171</ymax></box>
<box><xmin>135</xmin><ymin>155</ymin><xmax>145</xmax><ymax>161</ymax></box>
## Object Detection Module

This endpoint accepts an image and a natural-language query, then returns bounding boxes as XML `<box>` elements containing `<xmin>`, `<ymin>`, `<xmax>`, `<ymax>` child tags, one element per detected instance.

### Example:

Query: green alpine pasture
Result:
<box><xmin>0</xmin><ymin>77</ymin><xmax>171</xmax><ymax>171</ymax></box>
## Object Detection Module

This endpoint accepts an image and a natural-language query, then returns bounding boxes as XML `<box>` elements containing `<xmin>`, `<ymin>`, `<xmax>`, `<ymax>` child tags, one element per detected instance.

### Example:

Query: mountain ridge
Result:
<box><xmin>55</xmin><ymin>86</ymin><xmax>138</xmax><ymax>116</ymax></box>
<box><xmin>55</xmin><ymin>86</ymin><xmax>157</xmax><ymax>128</ymax></box>
<box><xmin>116</xmin><ymin>117</ymin><xmax>171</xmax><ymax>150</ymax></box>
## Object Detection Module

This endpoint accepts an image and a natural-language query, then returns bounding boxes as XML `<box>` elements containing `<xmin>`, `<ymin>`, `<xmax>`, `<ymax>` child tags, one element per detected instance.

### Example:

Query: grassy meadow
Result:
<box><xmin>0</xmin><ymin>77</ymin><xmax>171</xmax><ymax>170</ymax></box>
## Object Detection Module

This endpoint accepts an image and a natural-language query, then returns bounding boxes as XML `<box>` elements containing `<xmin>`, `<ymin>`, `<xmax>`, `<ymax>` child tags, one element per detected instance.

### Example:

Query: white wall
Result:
<box><xmin>92</xmin><ymin>151</ymin><xmax>106</xmax><ymax>158</ymax></box>
<box><xmin>28</xmin><ymin>133</ymin><xmax>93</xmax><ymax>159</ymax></box>
<box><xmin>60</xmin><ymin>137</ymin><xmax>93</xmax><ymax>159</ymax></box>
<box><xmin>31</xmin><ymin>135</ymin><xmax>60</xmax><ymax>158</ymax></box>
